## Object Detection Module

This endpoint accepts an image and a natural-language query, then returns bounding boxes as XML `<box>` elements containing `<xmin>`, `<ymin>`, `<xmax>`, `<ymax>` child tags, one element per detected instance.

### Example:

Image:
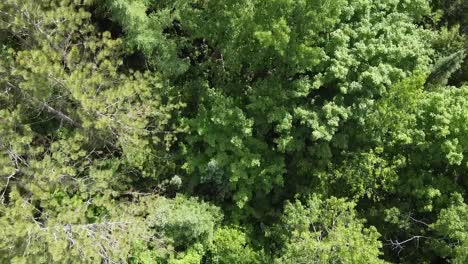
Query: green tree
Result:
<box><xmin>274</xmin><ymin>196</ymin><xmax>385</xmax><ymax>263</ymax></box>
<box><xmin>0</xmin><ymin>1</ymin><xmax>219</xmax><ymax>263</ymax></box>
<box><xmin>206</xmin><ymin>227</ymin><xmax>263</xmax><ymax>264</ymax></box>
<box><xmin>2</xmin><ymin>0</ymin><xmax>468</xmax><ymax>263</ymax></box>
<box><xmin>104</xmin><ymin>0</ymin><xmax>460</xmax><ymax>216</ymax></box>
<box><xmin>432</xmin><ymin>194</ymin><xmax>468</xmax><ymax>264</ymax></box>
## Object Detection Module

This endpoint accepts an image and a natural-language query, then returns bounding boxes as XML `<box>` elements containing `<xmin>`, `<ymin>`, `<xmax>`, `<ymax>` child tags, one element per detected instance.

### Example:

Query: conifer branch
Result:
<box><xmin>6</xmin><ymin>82</ymin><xmax>82</xmax><ymax>128</ymax></box>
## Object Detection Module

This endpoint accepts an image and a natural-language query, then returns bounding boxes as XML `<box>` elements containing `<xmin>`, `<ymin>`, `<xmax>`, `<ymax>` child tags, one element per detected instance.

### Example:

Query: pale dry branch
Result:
<box><xmin>386</xmin><ymin>235</ymin><xmax>428</xmax><ymax>255</ymax></box>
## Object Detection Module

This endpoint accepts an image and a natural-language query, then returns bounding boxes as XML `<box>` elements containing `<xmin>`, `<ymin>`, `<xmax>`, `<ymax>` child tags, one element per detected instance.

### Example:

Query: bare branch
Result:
<box><xmin>408</xmin><ymin>214</ymin><xmax>430</xmax><ymax>227</ymax></box>
<box><xmin>1</xmin><ymin>168</ymin><xmax>18</xmax><ymax>204</ymax></box>
<box><xmin>386</xmin><ymin>235</ymin><xmax>429</xmax><ymax>255</ymax></box>
<box><xmin>6</xmin><ymin>82</ymin><xmax>82</xmax><ymax>128</ymax></box>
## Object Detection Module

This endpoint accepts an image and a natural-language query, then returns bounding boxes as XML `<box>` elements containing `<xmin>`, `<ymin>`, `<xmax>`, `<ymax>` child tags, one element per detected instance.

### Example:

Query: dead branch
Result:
<box><xmin>386</xmin><ymin>235</ymin><xmax>428</xmax><ymax>255</ymax></box>
<box><xmin>6</xmin><ymin>82</ymin><xmax>82</xmax><ymax>128</ymax></box>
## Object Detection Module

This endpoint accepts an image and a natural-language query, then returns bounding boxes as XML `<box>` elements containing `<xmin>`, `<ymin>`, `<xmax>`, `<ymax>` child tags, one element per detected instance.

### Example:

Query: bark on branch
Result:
<box><xmin>6</xmin><ymin>82</ymin><xmax>82</xmax><ymax>128</ymax></box>
<box><xmin>386</xmin><ymin>235</ymin><xmax>429</xmax><ymax>255</ymax></box>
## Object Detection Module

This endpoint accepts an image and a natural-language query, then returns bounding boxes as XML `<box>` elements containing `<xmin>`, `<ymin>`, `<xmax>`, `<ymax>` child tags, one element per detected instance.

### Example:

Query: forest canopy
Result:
<box><xmin>0</xmin><ymin>0</ymin><xmax>467</xmax><ymax>263</ymax></box>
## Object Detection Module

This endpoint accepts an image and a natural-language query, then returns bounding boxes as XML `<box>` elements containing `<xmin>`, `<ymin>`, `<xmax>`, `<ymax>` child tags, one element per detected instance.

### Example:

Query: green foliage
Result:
<box><xmin>207</xmin><ymin>227</ymin><xmax>263</xmax><ymax>264</ymax></box>
<box><xmin>432</xmin><ymin>0</ymin><xmax>468</xmax><ymax>32</ymax></box>
<box><xmin>430</xmin><ymin>0</ymin><xmax>468</xmax><ymax>85</ymax></box>
<box><xmin>0</xmin><ymin>190</ymin><xmax>222</xmax><ymax>263</ymax></box>
<box><xmin>105</xmin><ymin>0</ymin><xmax>189</xmax><ymax>76</ymax></box>
<box><xmin>150</xmin><ymin>195</ymin><xmax>222</xmax><ymax>248</ymax></box>
<box><xmin>165</xmin><ymin>0</ymin><xmax>439</xmax><ymax>211</ymax></box>
<box><xmin>426</xmin><ymin>50</ymin><xmax>466</xmax><ymax>88</ymax></box>
<box><xmin>353</xmin><ymin>74</ymin><xmax>468</xmax><ymax>262</ymax></box>
<box><xmin>432</xmin><ymin>194</ymin><xmax>468</xmax><ymax>264</ymax></box>
<box><xmin>0</xmin><ymin>1</ymin><xmax>194</xmax><ymax>263</ymax></box>
<box><xmin>274</xmin><ymin>196</ymin><xmax>385</xmax><ymax>263</ymax></box>
<box><xmin>2</xmin><ymin>0</ymin><xmax>468</xmax><ymax>263</ymax></box>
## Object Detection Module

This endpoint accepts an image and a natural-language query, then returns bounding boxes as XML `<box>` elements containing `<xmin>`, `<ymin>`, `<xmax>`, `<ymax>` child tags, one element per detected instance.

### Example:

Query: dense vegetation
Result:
<box><xmin>1</xmin><ymin>0</ymin><xmax>467</xmax><ymax>263</ymax></box>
